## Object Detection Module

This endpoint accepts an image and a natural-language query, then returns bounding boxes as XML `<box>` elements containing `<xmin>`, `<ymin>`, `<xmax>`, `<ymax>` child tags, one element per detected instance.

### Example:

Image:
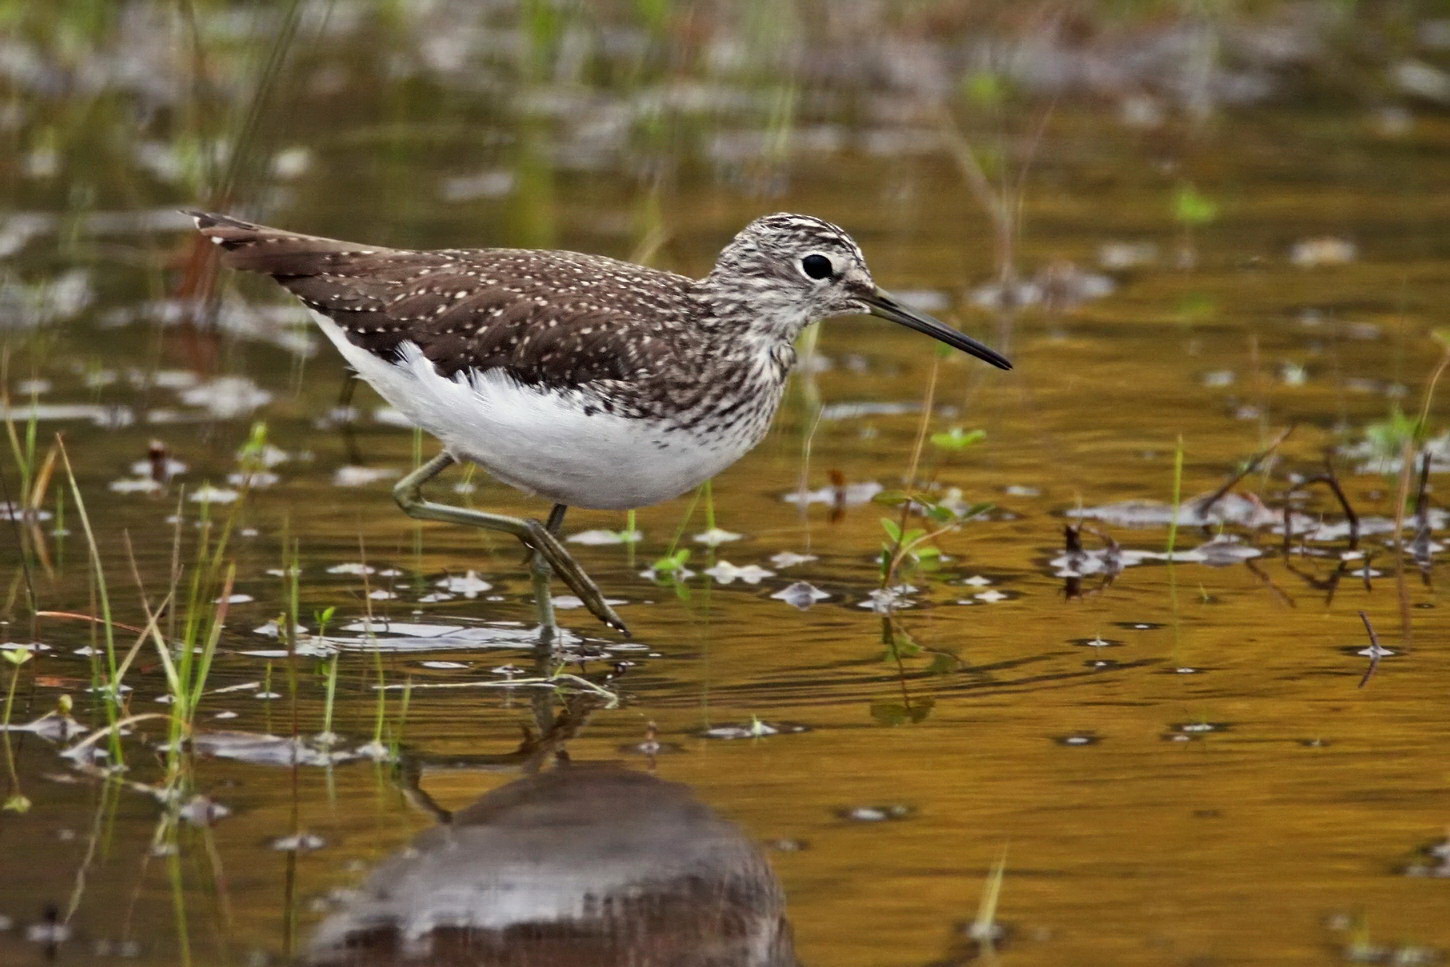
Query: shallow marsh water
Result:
<box><xmin>4</xmin><ymin>6</ymin><xmax>1450</xmax><ymax>966</ymax></box>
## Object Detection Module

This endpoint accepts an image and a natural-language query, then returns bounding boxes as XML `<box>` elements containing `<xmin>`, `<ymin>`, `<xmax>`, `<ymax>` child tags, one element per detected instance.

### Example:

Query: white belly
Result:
<box><xmin>311</xmin><ymin>312</ymin><xmax>754</xmax><ymax>509</ymax></box>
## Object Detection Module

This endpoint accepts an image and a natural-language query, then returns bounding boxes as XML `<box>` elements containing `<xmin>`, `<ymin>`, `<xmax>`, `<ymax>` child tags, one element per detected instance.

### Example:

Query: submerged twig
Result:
<box><xmin>1357</xmin><ymin>611</ymin><xmax>1384</xmax><ymax>689</ymax></box>
<box><xmin>1195</xmin><ymin>424</ymin><xmax>1296</xmax><ymax>520</ymax></box>
<box><xmin>1290</xmin><ymin>456</ymin><xmax>1360</xmax><ymax>550</ymax></box>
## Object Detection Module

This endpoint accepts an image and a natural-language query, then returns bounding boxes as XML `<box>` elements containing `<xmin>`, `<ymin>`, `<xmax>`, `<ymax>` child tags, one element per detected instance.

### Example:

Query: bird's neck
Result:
<box><xmin>691</xmin><ymin>276</ymin><xmax>814</xmax><ymax>361</ymax></box>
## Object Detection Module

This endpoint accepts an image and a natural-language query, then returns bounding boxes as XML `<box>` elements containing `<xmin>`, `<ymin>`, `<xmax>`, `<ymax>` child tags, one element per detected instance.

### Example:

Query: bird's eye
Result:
<box><xmin>800</xmin><ymin>254</ymin><xmax>833</xmax><ymax>280</ymax></box>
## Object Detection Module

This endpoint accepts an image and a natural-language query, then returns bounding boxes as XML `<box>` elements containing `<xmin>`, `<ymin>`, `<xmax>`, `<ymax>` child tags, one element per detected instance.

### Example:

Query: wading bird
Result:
<box><xmin>189</xmin><ymin>211</ymin><xmax>1011</xmax><ymax>636</ymax></box>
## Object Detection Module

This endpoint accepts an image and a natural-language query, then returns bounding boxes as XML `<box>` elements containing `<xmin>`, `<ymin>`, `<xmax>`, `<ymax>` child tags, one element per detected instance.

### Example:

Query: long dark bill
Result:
<box><xmin>860</xmin><ymin>288</ymin><xmax>1012</xmax><ymax>371</ymax></box>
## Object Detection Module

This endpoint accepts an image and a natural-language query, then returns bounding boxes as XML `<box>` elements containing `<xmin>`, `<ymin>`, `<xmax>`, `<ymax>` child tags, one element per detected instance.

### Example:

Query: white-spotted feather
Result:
<box><xmin>311</xmin><ymin>312</ymin><xmax>752</xmax><ymax>509</ymax></box>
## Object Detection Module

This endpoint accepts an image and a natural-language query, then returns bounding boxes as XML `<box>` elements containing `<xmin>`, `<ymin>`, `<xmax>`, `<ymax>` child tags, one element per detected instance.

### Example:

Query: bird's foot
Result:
<box><xmin>523</xmin><ymin>519</ymin><xmax>630</xmax><ymax>636</ymax></box>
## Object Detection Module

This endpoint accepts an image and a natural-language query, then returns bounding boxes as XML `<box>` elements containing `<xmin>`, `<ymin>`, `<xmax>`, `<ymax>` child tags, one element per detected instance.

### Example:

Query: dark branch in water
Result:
<box><xmin>1244</xmin><ymin>557</ymin><xmax>1295</xmax><ymax>608</ymax></box>
<box><xmin>1194</xmin><ymin>424</ymin><xmax>1296</xmax><ymax>520</ymax></box>
<box><xmin>1411</xmin><ymin>451</ymin><xmax>1435</xmax><ymax>579</ymax></box>
<box><xmin>1414</xmin><ymin>449</ymin><xmax>1433</xmax><ymax>526</ymax></box>
<box><xmin>1063</xmin><ymin>523</ymin><xmax>1083</xmax><ymax>556</ymax></box>
<box><xmin>1290</xmin><ymin>455</ymin><xmax>1360</xmax><ymax>550</ymax></box>
<box><xmin>1357</xmin><ymin>610</ymin><xmax>1383</xmax><ymax>689</ymax></box>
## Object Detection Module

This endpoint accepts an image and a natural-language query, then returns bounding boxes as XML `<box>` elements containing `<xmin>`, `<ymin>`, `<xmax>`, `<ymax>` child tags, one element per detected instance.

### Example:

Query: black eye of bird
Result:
<box><xmin>801</xmin><ymin>254</ymin><xmax>833</xmax><ymax>280</ymax></box>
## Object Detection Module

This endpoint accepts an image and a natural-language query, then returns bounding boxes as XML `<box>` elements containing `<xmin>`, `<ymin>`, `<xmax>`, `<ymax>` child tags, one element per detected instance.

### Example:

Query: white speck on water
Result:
<box><xmin>332</xmin><ymin>465</ymin><xmax>398</xmax><ymax>487</ymax></box>
<box><xmin>772</xmin><ymin>581</ymin><xmax>829</xmax><ymax>609</ymax></box>
<box><xmin>552</xmin><ymin>594</ymin><xmax>626</xmax><ymax>610</ymax></box>
<box><xmin>859</xmin><ymin>585</ymin><xmax>918</xmax><ymax>612</ymax></box>
<box><xmin>178</xmin><ymin>376</ymin><xmax>272</xmax><ymax>417</ymax></box>
<box><xmin>326</xmin><ymin>563</ymin><xmax>375</xmax><ymax>575</ymax></box>
<box><xmin>693</xmin><ymin>527</ymin><xmax>743</xmax><ymax>546</ymax></box>
<box><xmin>269</xmin><ymin>833</ymin><xmax>326</xmax><ymax>852</ymax></box>
<box><xmin>189</xmin><ymin>484</ymin><xmax>239</xmax><ymax>504</ymax></box>
<box><xmin>975</xmin><ymin>589</ymin><xmax>1009</xmax><ymax>603</ymax></box>
<box><xmin>639</xmin><ymin>565</ymin><xmax>697</xmax><ymax>580</ymax></box>
<box><xmin>251</xmin><ymin>619</ymin><xmax>308</xmax><ymax>639</ymax></box>
<box><xmin>367</xmin><ymin>589</ymin><xmax>396</xmax><ymax>600</ymax></box>
<box><xmin>699</xmin><ymin>720</ymin><xmax>808</xmax><ymax>740</ymax></box>
<box><xmin>1279</xmin><ymin>362</ymin><xmax>1309</xmax><ymax>386</ymax></box>
<box><xmin>0</xmin><ymin>502</ymin><xmax>51</xmax><ymax>522</ymax></box>
<box><xmin>419</xmin><ymin>661</ymin><xmax>469</xmax><ymax>669</ymax></box>
<box><xmin>237</xmin><ymin>443</ymin><xmax>291</xmax><ymax>468</ymax></box>
<box><xmin>436</xmin><ymin>571</ymin><xmax>492</xmax><ymax>597</ymax></box>
<box><xmin>176</xmin><ymin>795</ymin><xmax>230</xmax><ymax>826</ymax></box>
<box><xmin>1201</xmin><ymin>369</ymin><xmax>1236</xmax><ymax>387</ymax></box>
<box><xmin>25</xmin><ymin>920</ymin><xmax>71</xmax><ymax>945</ymax></box>
<box><xmin>108</xmin><ymin>476</ymin><xmax>163</xmax><ymax>494</ymax></box>
<box><xmin>962</xmin><ymin>575</ymin><xmax>993</xmax><ymax>587</ymax></box>
<box><xmin>704</xmin><ymin>561</ymin><xmax>775</xmax><ymax>585</ymax></box>
<box><xmin>840</xmin><ymin>804</ymin><xmax>912</xmax><ymax>822</ymax></box>
<box><xmin>1289</xmin><ymin>236</ymin><xmax>1357</xmax><ymax>268</ymax></box>
<box><xmin>1098</xmin><ymin>240</ymin><xmax>1158</xmax><ymax>269</ymax></box>
<box><xmin>568</xmin><ymin>528</ymin><xmax>642</xmax><ymax>545</ymax></box>
<box><xmin>783</xmin><ymin>480</ymin><xmax>883</xmax><ymax>506</ymax></box>
<box><xmin>226</xmin><ymin>470</ymin><xmax>278</xmax><ymax>488</ymax></box>
<box><xmin>769</xmin><ymin>551</ymin><xmax>817</xmax><ymax>568</ymax></box>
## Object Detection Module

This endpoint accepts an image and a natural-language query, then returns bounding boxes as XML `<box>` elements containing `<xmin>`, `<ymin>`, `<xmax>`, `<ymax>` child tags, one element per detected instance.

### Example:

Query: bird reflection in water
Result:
<box><xmin>308</xmin><ymin>692</ymin><xmax>797</xmax><ymax>966</ymax></box>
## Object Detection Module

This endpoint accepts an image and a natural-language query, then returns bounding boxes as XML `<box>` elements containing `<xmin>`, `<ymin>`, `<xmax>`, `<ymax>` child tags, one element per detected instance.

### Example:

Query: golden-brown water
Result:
<box><xmin>3</xmin><ymin>5</ymin><xmax>1450</xmax><ymax>965</ymax></box>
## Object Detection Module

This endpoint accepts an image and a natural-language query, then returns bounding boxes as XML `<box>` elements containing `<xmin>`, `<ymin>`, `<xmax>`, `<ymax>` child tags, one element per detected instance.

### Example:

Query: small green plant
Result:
<box><xmin>1173</xmin><ymin>183</ymin><xmax>1219</xmax><ymax>227</ymax></box>
<box><xmin>2</xmin><ymin>646</ymin><xmax>33</xmax><ymax>731</ymax></box>
<box><xmin>650</xmin><ymin>547</ymin><xmax>691</xmax><ymax>575</ymax></box>
<box><xmin>874</xmin><ymin>492</ymin><xmax>993</xmax><ymax>578</ymax></box>
<box><xmin>317</xmin><ymin>605</ymin><xmax>339</xmax><ymax>743</ymax></box>
<box><xmin>929</xmin><ymin>427</ymin><xmax>986</xmax><ymax>452</ymax></box>
<box><xmin>1361</xmin><ymin>406</ymin><xmax>1427</xmax><ymax>466</ymax></box>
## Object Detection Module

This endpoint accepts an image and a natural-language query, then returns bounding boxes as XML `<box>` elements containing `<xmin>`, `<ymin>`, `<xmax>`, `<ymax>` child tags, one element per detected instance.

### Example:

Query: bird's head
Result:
<box><xmin>703</xmin><ymin>212</ymin><xmax>1011</xmax><ymax>371</ymax></box>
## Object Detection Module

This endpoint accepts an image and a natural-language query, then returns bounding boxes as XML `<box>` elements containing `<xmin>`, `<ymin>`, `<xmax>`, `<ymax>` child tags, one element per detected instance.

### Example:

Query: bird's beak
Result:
<box><xmin>859</xmin><ymin>288</ymin><xmax>1012</xmax><ymax>371</ymax></box>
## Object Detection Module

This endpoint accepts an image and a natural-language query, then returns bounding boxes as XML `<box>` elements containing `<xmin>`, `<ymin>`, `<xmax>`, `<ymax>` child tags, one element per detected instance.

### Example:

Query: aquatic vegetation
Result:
<box><xmin>4</xmin><ymin>1</ymin><xmax>1450</xmax><ymax>963</ymax></box>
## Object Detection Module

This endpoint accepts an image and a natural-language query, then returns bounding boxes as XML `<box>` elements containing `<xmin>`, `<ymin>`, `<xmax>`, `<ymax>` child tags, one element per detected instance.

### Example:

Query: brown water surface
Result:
<box><xmin>2</xmin><ymin>9</ymin><xmax>1449</xmax><ymax>966</ymax></box>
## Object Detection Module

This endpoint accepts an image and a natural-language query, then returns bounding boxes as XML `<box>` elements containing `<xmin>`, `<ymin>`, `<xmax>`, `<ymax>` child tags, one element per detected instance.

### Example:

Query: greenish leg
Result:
<box><xmin>528</xmin><ymin>504</ymin><xmax>572</xmax><ymax>642</ymax></box>
<box><xmin>529</xmin><ymin>547</ymin><xmax>558</xmax><ymax>643</ymax></box>
<box><xmin>392</xmin><ymin>453</ymin><xmax>628</xmax><ymax>636</ymax></box>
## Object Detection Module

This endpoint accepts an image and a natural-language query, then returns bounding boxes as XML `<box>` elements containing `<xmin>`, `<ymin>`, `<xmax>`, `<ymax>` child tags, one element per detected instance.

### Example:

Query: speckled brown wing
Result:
<box><xmin>188</xmin><ymin>211</ymin><xmax>695</xmax><ymax>394</ymax></box>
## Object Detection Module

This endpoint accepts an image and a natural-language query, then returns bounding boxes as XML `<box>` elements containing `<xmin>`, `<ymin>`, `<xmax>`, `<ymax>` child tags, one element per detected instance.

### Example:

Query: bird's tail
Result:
<box><xmin>184</xmin><ymin>210</ymin><xmax>383</xmax><ymax>276</ymax></box>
